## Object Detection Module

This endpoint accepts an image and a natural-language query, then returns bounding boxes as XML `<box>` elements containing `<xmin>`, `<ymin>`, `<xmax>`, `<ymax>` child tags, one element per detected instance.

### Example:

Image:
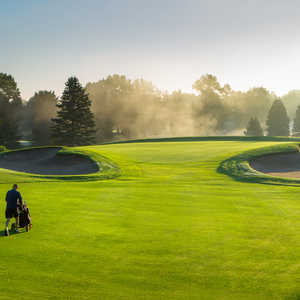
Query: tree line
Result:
<box><xmin>1</xmin><ymin>72</ymin><xmax>300</xmax><ymax>148</ymax></box>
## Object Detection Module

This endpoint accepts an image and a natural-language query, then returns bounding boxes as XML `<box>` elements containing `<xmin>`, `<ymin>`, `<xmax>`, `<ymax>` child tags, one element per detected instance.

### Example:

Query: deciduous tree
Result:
<box><xmin>0</xmin><ymin>73</ymin><xmax>22</xmax><ymax>147</ymax></box>
<box><xmin>27</xmin><ymin>91</ymin><xmax>58</xmax><ymax>145</ymax></box>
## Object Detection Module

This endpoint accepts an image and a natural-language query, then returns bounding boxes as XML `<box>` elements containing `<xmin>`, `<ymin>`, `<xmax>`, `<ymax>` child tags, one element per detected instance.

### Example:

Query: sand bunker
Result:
<box><xmin>0</xmin><ymin>147</ymin><xmax>99</xmax><ymax>175</ymax></box>
<box><xmin>250</xmin><ymin>152</ymin><xmax>300</xmax><ymax>178</ymax></box>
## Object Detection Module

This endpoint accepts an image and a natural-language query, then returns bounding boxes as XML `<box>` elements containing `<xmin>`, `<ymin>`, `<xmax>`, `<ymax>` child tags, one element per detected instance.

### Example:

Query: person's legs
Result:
<box><xmin>15</xmin><ymin>214</ymin><xmax>19</xmax><ymax>228</ymax></box>
<box><xmin>5</xmin><ymin>218</ymin><xmax>10</xmax><ymax>229</ymax></box>
<box><xmin>5</xmin><ymin>218</ymin><xmax>10</xmax><ymax>236</ymax></box>
<box><xmin>14</xmin><ymin>215</ymin><xmax>19</xmax><ymax>232</ymax></box>
<box><xmin>4</xmin><ymin>208</ymin><xmax>18</xmax><ymax>235</ymax></box>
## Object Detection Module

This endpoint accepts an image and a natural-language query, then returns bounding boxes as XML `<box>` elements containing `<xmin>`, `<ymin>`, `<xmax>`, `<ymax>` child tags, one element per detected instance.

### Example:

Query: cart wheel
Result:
<box><xmin>25</xmin><ymin>225</ymin><xmax>29</xmax><ymax>232</ymax></box>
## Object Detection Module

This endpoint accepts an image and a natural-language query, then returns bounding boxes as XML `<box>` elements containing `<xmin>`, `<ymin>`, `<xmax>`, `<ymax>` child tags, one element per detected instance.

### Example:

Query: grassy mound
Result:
<box><xmin>218</xmin><ymin>143</ymin><xmax>300</xmax><ymax>185</ymax></box>
<box><xmin>1</xmin><ymin>139</ymin><xmax>300</xmax><ymax>299</ymax></box>
<box><xmin>0</xmin><ymin>146</ymin><xmax>121</xmax><ymax>182</ymax></box>
<box><xmin>0</xmin><ymin>147</ymin><xmax>99</xmax><ymax>175</ymax></box>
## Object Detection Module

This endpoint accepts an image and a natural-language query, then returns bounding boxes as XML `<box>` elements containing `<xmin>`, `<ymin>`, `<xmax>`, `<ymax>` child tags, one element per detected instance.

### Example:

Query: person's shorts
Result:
<box><xmin>5</xmin><ymin>208</ymin><xmax>18</xmax><ymax>219</ymax></box>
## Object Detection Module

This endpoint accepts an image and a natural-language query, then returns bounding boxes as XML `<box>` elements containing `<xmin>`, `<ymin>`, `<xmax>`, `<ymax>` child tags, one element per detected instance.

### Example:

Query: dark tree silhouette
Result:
<box><xmin>0</xmin><ymin>73</ymin><xmax>20</xmax><ymax>100</ymax></box>
<box><xmin>244</xmin><ymin>117</ymin><xmax>263</xmax><ymax>136</ymax></box>
<box><xmin>51</xmin><ymin>77</ymin><xmax>96</xmax><ymax>146</ymax></box>
<box><xmin>266</xmin><ymin>99</ymin><xmax>290</xmax><ymax>136</ymax></box>
<box><xmin>0</xmin><ymin>73</ymin><xmax>22</xmax><ymax>147</ymax></box>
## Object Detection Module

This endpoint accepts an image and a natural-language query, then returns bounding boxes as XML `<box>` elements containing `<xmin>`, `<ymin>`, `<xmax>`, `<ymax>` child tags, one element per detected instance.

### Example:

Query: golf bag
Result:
<box><xmin>18</xmin><ymin>202</ymin><xmax>32</xmax><ymax>232</ymax></box>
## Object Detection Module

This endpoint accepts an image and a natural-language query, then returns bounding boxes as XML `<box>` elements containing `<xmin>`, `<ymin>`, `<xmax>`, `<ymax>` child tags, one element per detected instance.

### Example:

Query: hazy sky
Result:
<box><xmin>1</xmin><ymin>0</ymin><xmax>300</xmax><ymax>99</ymax></box>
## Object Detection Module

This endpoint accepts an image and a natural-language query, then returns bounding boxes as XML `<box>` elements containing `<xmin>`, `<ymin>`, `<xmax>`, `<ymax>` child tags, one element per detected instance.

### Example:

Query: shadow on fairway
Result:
<box><xmin>0</xmin><ymin>229</ymin><xmax>27</xmax><ymax>238</ymax></box>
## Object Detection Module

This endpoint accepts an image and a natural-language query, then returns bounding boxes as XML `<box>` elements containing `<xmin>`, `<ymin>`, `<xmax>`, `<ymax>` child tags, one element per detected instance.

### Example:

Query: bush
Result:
<box><xmin>0</xmin><ymin>145</ymin><xmax>7</xmax><ymax>152</ymax></box>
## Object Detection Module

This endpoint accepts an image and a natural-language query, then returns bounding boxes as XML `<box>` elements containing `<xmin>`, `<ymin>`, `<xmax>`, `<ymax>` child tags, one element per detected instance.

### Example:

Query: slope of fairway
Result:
<box><xmin>0</xmin><ymin>140</ymin><xmax>300</xmax><ymax>299</ymax></box>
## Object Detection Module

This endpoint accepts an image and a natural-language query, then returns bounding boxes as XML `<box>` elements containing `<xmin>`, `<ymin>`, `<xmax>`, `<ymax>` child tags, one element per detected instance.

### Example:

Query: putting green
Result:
<box><xmin>0</xmin><ymin>139</ymin><xmax>300</xmax><ymax>299</ymax></box>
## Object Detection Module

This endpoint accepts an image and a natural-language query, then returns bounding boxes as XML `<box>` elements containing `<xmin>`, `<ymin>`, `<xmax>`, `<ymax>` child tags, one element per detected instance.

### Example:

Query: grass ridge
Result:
<box><xmin>103</xmin><ymin>136</ymin><xmax>300</xmax><ymax>145</ymax></box>
<box><xmin>0</xmin><ymin>146</ymin><xmax>122</xmax><ymax>182</ymax></box>
<box><xmin>218</xmin><ymin>143</ymin><xmax>300</xmax><ymax>185</ymax></box>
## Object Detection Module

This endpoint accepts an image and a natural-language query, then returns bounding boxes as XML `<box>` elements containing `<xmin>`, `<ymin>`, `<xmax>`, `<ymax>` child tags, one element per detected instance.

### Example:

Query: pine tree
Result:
<box><xmin>51</xmin><ymin>77</ymin><xmax>96</xmax><ymax>146</ymax></box>
<box><xmin>244</xmin><ymin>117</ymin><xmax>263</xmax><ymax>136</ymax></box>
<box><xmin>293</xmin><ymin>105</ymin><xmax>300</xmax><ymax>136</ymax></box>
<box><xmin>266</xmin><ymin>99</ymin><xmax>290</xmax><ymax>136</ymax></box>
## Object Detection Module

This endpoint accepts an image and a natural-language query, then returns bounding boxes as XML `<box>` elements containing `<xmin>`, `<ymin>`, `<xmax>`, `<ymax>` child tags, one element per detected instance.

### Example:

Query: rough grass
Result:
<box><xmin>0</xmin><ymin>139</ymin><xmax>300</xmax><ymax>299</ymax></box>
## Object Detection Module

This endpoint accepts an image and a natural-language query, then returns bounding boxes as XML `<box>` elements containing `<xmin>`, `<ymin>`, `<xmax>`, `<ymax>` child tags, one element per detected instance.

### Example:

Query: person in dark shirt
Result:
<box><xmin>5</xmin><ymin>184</ymin><xmax>23</xmax><ymax>236</ymax></box>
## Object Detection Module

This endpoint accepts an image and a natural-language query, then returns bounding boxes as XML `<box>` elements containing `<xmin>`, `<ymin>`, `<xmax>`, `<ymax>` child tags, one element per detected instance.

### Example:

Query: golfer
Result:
<box><xmin>4</xmin><ymin>184</ymin><xmax>23</xmax><ymax>236</ymax></box>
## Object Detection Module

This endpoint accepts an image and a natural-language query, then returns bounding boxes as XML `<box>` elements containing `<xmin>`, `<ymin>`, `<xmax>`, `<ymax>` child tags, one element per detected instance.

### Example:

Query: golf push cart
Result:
<box><xmin>11</xmin><ymin>201</ymin><xmax>32</xmax><ymax>232</ymax></box>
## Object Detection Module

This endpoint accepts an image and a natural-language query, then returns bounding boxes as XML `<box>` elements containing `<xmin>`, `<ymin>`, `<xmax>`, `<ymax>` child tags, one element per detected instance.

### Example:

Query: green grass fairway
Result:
<box><xmin>1</xmin><ymin>140</ymin><xmax>300</xmax><ymax>299</ymax></box>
